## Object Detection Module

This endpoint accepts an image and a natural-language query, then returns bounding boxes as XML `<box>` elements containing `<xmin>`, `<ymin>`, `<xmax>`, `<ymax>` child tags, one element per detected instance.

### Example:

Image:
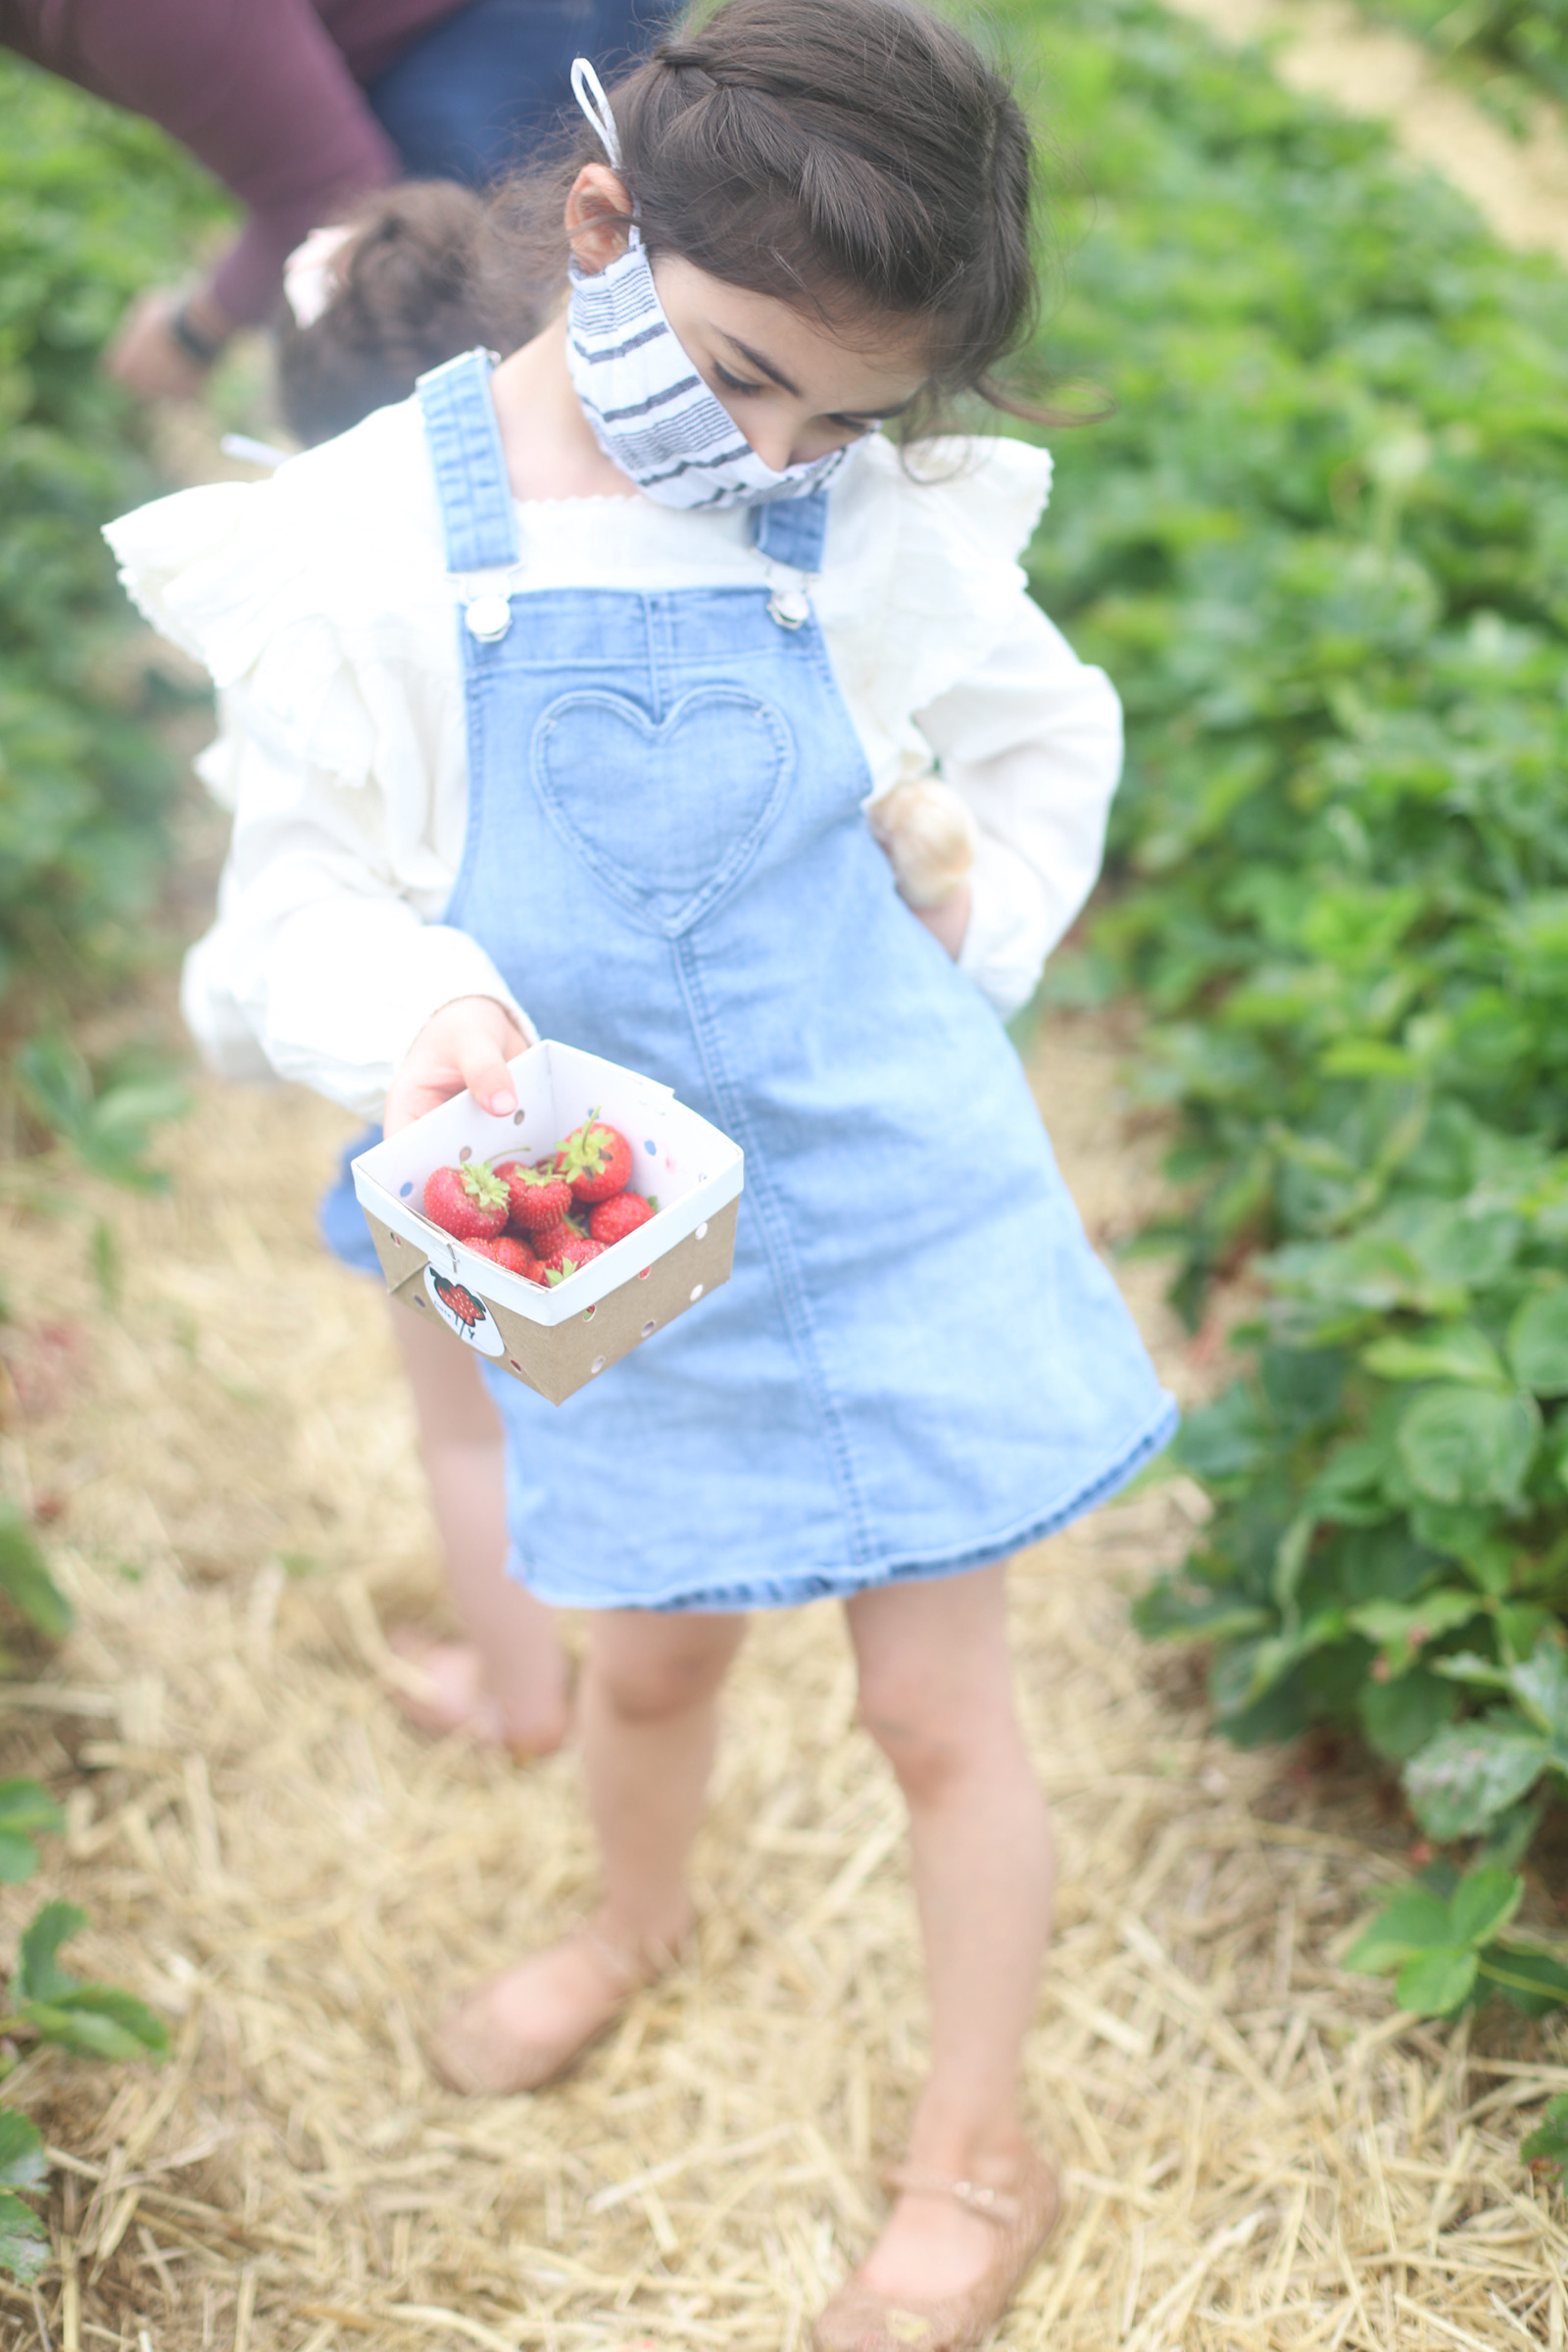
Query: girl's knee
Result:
<box><xmin>856</xmin><ymin>1652</ymin><xmax>1021</xmax><ymax>1802</ymax></box>
<box><xmin>858</xmin><ymin>1682</ymin><xmax>977</xmax><ymax>1800</ymax></box>
<box><xmin>592</xmin><ymin>1617</ymin><xmax>744</xmax><ymax>1724</ymax></box>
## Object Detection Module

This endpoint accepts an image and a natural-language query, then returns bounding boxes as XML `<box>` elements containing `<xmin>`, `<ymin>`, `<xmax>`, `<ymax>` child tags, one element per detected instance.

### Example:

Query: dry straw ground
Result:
<box><xmin>0</xmin><ymin>1015</ymin><xmax>1563</xmax><ymax>2352</ymax></box>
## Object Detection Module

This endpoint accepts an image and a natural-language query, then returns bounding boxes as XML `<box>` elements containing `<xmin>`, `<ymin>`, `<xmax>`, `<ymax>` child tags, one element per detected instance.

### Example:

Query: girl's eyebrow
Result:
<box><xmin>720</xmin><ymin>332</ymin><xmax>802</xmax><ymax>394</ymax></box>
<box><xmin>717</xmin><ymin>331</ymin><xmax>915</xmax><ymax>420</ymax></box>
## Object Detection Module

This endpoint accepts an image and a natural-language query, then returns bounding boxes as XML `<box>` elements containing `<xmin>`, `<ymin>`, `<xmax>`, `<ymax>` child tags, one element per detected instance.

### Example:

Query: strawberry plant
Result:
<box><xmin>0</xmin><ymin>1817</ymin><xmax>168</xmax><ymax>2282</ymax></box>
<box><xmin>0</xmin><ymin>58</ymin><xmax>224</xmax><ymax>1012</ymax></box>
<box><xmin>980</xmin><ymin>0</ymin><xmax>1568</xmax><ymax>1927</ymax></box>
<box><xmin>1346</xmin><ymin>1862</ymin><xmax>1568</xmax><ymax>2017</ymax></box>
<box><xmin>1523</xmin><ymin>2095</ymin><xmax>1568</xmax><ymax>2180</ymax></box>
<box><xmin>1366</xmin><ymin>0</ymin><xmax>1568</xmax><ymax>111</ymax></box>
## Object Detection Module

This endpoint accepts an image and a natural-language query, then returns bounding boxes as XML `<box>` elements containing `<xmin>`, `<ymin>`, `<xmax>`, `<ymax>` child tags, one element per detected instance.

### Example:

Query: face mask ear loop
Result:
<box><xmin>569</xmin><ymin>57</ymin><xmax>642</xmax><ymax>251</ymax></box>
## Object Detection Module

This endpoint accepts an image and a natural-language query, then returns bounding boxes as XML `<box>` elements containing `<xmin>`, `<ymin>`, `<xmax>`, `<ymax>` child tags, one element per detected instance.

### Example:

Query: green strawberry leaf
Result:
<box><xmin>0</xmin><ymin>1508</ymin><xmax>72</xmax><ymax>1642</ymax></box>
<box><xmin>1508</xmin><ymin>1293</ymin><xmax>1568</xmax><ymax>1397</ymax></box>
<box><xmin>1507</xmin><ymin>1641</ymin><xmax>1568</xmax><ymax>1742</ymax></box>
<box><xmin>0</xmin><ymin>1784</ymin><xmax>64</xmax><ymax>1839</ymax></box>
<box><xmin>0</xmin><ymin>2112</ymin><xmax>46</xmax><ymax>2193</ymax></box>
<box><xmin>1396</xmin><ymin>1387</ymin><xmax>1540</xmax><ymax>1509</ymax></box>
<box><xmin>0</xmin><ymin>2186</ymin><xmax>47</xmax><ymax>2284</ymax></box>
<box><xmin>1347</xmin><ymin>1587</ymin><xmax>1485</xmax><ymax>1672</ymax></box>
<box><xmin>1396</xmin><ymin>1944</ymin><xmax>1478</xmax><ymax>2016</ymax></box>
<box><xmin>1525</xmin><ymin>2095</ymin><xmax>1568</xmax><ymax>2178</ymax></box>
<box><xmin>1448</xmin><ymin>1865</ymin><xmax>1524</xmax><ymax>1950</ymax></box>
<box><xmin>14</xmin><ymin>1900</ymin><xmax>83</xmax><ymax>2003</ymax></box>
<box><xmin>1364</xmin><ymin>1326</ymin><xmax>1509</xmax><ymax>1390</ymax></box>
<box><xmin>0</xmin><ymin>1837</ymin><xmax>39</xmax><ymax>1887</ymax></box>
<box><xmin>1403</xmin><ymin>1719</ymin><xmax>1549</xmax><ymax>1840</ymax></box>
<box><xmin>1345</xmin><ymin>1884</ymin><xmax>1452</xmax><ymax>1975</ymax></box>
<box><xmin>21</xmin><ymin>1985</ymin><xmax>167</xmax><ymax>2062</ymax></box>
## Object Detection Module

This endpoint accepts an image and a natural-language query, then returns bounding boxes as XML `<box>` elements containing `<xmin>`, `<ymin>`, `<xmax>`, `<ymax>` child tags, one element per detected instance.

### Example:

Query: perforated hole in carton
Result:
<box><xmin>458</xmin><ymin>1145</ymin><xmax>472</xmax><ymax>1163</ymax></box>
<box><xmin>400</xmin><ymin>1181</ymin><xmax>414</xmax><ymax>1199</ymax></box>
<box><xmin>695</xmin><ymin>1222</ymin><xmax>708</xmax><ymax>1241</ymax></box>
<box><xmin>583</xmin><ymin>1305</ymin><xmax>597</xmax><ymax>1323</ymax></box>
<box><xmin>690</xmin><ymin>1284</ymin><xmax>704</xmax><ymax>1302</ymax></box>
<box><xmin>590</xmin><ymin>1355</ymin><xmax>606</xmax><ymax>1375</ymax></box>
<box><xmin>641</xmin><ymin>1319</ymin><xmax>657</xmax><ymax>1340</ymax></box>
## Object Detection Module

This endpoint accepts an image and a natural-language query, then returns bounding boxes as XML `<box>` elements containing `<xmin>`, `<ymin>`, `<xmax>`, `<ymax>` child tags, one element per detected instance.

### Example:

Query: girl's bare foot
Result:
<box><xmin>388</xmin><ymin>1632</ymin><xmax>572</xmax><ymax>1757</ymax></box>
<box><xmin>429</xmin><ymin>1915</ymin><xmax>688</xmax><ymax>2095</ymax></box>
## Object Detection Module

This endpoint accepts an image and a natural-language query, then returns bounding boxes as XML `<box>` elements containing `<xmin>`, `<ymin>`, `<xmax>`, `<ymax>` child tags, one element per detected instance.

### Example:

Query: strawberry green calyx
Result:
<box><xmin>556</xmin><ymin>1105</ymin><xmax>612</xmax><ymax>1182</ymax></box>
<box><xmin>460</xmin><ymin>1161</ymin><xmax>510</xmax><ymax>1211</ymax></box>
<box><xmin>502</xmin><ymin>1160</ymin><xmax>561</xmax><ymax>1191</ymax></box>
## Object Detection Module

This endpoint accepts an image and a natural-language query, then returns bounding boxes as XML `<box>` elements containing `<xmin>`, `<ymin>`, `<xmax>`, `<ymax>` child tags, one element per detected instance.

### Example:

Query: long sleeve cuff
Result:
<box><xmin>186</xmin><ymin>900</ymin><xmax>536</xmax><ymax>1121</ymax></box>
<box><xmin>958</xmin><ymin>833</ymin><xmax>1058</xmax><ymax>1023</ymax></box>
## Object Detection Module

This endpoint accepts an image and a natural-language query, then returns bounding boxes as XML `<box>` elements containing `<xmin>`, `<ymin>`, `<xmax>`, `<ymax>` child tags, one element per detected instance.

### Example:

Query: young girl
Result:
<box><xmin>274</xmin><ymin>174</ymin><xmax>985</xmax><ymax>1763</ymax></box>
<box><xmin>110</xmin><ymin>5</ymin><xmax>1176</xmax><ymax>2341</ymax></box>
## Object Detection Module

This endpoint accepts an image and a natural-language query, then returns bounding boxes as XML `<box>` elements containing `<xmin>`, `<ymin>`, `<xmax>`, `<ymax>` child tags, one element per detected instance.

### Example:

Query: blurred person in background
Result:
<box><xmin>0</xmin><ymin>0</ymin><xmax>676</xmax><ymax>400</ymax></box>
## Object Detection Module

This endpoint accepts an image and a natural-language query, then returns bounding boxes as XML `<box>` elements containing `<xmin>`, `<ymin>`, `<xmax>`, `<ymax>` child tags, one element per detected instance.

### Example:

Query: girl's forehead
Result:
<box><xmin>653</xmin><ymin>256</ymin><xmax>930</xmax><ymax>408</ymax></box>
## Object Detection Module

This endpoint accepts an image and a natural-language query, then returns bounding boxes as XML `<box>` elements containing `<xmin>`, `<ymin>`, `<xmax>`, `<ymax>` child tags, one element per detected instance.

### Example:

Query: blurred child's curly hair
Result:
<box><xmin>276</xmin><ymin>181</ymin><xmax>539</xmax><ymax>446</ymax></box>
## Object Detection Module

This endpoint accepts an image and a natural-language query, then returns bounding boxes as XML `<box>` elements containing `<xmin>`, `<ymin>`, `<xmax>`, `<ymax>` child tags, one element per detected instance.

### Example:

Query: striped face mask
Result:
<box><xmin>565</xmin><ymin>61</ymin><xmax>847</xmax><ymax>512</ymax></box>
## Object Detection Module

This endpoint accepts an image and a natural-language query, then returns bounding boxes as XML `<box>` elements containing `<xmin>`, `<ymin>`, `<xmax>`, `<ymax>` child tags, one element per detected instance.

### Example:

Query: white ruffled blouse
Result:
<box><xmin>106</xmin><ymin>396</ymin><xmax>1122</xmax><ymax>1122</ymax></box>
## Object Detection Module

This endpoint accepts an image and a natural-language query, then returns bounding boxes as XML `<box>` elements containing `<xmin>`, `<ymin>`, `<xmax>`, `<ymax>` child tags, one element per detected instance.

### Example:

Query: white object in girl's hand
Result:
<box><xmin>283</xmin><ymin>222</ymin><xmax>356</xmax><ymax>329</ymax></box>
<box><xmin>867</xmin><ymin>775</ymin><xmax>978</xmax><ymax>908</ymax></box>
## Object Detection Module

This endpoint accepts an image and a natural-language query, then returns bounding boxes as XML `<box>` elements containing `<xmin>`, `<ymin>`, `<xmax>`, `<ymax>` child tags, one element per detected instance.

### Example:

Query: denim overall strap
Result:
<box><xmin>749</xmin><ymin>490</ymin><xmax>828</xmax><ymax>574</ymax></box>
<box><xmin>416</xmin><ymin>349</ymin><xmax>519</xmax><ymax>573</ymax></box>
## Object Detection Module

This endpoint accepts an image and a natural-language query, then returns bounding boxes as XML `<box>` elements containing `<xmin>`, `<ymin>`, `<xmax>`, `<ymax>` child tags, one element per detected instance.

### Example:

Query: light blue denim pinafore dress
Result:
<box><xmin>325</xmin><ymin>352</ymin><xmax>1177</xmax><ymax>1610</ymax></box>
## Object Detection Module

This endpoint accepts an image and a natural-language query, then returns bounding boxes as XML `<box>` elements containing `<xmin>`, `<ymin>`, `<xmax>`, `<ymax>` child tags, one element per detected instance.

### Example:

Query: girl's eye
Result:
<box><xmin>714</xmin><ymin>365</ymin><xmax>764</xmax><ymax>396</ymax></box>
<box><xmin>828</xmin><ymin>416</ymin><xmax>874</xmax><ymax>435</ymax></box>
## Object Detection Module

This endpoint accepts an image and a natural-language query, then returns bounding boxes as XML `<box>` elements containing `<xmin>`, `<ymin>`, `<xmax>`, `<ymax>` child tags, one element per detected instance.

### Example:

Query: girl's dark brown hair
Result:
<box><xmin>276</xmin><ymin>182</ymin><xmax>538</xmax><ymax>446</ymax></box>
<box><xmin>486</xmin><ymin>0</ymin><xmax>1045</xmax><ymax>429</ymax></box>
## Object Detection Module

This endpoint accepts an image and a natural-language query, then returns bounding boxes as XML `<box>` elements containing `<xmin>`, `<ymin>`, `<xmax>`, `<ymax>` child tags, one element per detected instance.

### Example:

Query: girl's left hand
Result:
<box><xmin>912</xmin><ymin>885</ymin><xmax>971</xmax><ymax>960</ymax></box>
<box><xmin>385</xmin><ymin>995</ymin><xmax>532</xmax><ymax>1136</ymax></box>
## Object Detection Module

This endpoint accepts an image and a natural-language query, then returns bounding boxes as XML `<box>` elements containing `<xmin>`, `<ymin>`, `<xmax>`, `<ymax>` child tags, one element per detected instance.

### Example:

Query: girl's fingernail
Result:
<box><xmin>491</xmin><ymin>1092</ymin><xmax>515</xmax><ymax>1114</ymax></box>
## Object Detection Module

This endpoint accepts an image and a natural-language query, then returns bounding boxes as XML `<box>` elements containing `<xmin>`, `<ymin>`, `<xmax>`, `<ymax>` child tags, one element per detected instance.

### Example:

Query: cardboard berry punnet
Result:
<box><xmin>351</xmin><ymin>1041</ymin><xmax>744</xmax><ymax>1404</ymax></box>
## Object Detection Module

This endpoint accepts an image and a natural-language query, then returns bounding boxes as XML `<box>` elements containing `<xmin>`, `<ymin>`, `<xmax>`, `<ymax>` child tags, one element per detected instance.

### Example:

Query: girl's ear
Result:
<box><xmin>564</xmin><ymin>164</ymin><xmax>634</xmax><ymax>274</ymax></box>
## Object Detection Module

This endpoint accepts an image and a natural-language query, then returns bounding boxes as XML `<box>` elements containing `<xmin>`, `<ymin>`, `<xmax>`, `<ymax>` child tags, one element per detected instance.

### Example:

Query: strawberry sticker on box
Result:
<box><xmin>352</xmin><ymin>1041</ymin><xmax>744</xmax><ymax>1403</ymax></box>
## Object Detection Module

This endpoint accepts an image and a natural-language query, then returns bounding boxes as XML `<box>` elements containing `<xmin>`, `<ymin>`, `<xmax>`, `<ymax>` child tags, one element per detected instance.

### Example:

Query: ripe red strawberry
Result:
<box><xmin>492</xmin><ymin>1157</ymin><xmax>573</xmax><ymax>1232</ymax></box>
<box><xmin>529</xmin><ymin>1211</ymin><xmax>588</xmax><ymax>1259</ymax></box>
<box><xmin>423</xmin><ymin>1160</ymin><xmax>509</xmax><ymax>1241</ymax></box>
<box><xmin>538</xmin><ymin>1231</ymin><xmax>607</xmax><ymax>1283</ymax></box>
<box><xmin>557</xmin><ymin>1110</ymin><xmax>634</xmax><ymax>1203</ymax></box>
<box><xmin>588</xmin><ymin>1191</ymin><xmax>655</xmax><ymax>1246</ymax></box>
<box><xmin>468</xmin><ymin>1234</ymin><xmax>537</xmax><ymax>1275</ymax></box>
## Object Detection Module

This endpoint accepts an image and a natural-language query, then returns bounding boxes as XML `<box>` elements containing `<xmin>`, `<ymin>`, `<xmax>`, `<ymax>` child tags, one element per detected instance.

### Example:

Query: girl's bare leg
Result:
<box><xmin>391</xmin><ymin>1307</ymin><xmax>572</xmax><ymax>1752</ymax></box>
<box><xmin>843</xmin><ymin>1565</ymin><xmax>1054</xmax><ymax>2303</ymax></box>
<box><xmin>442</xmin><ymin>1607</ymin><xmax>746</xmax><ymax>2058</ymax></box>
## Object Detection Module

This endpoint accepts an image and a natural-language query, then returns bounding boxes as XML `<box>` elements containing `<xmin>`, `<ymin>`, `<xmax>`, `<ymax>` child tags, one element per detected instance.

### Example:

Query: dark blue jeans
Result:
<box><xmin>365</xmin><ymin>0</ymin><xmax>679</xmax><ymax>186</ymax></box>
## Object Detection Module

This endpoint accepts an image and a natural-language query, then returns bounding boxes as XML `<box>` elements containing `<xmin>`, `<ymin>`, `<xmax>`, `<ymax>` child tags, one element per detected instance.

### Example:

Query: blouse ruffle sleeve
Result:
<box><xmin>825</xmin><ymin>434</ymin><xmax>1121</xmax><ymax>1021</ymax></box>
<box><xmin>104</xmin><ymin>404</ymin><xmax>533</xmax><ymax>1119</ymax></box>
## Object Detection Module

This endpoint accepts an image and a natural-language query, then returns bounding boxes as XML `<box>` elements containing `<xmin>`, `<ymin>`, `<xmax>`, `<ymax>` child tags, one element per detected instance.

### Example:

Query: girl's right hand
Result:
<box><xmin>385</xmin><ymin>996</ymin><xmax>530</xmax><ymax>1136</ymax></box>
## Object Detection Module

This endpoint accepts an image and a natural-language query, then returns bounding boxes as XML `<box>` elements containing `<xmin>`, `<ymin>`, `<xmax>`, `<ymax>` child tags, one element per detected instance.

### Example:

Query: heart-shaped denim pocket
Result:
<box><xmin>532</xmin><ymin>687</ymin><xmax>794</xmax><ymax>935</ymax></box>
